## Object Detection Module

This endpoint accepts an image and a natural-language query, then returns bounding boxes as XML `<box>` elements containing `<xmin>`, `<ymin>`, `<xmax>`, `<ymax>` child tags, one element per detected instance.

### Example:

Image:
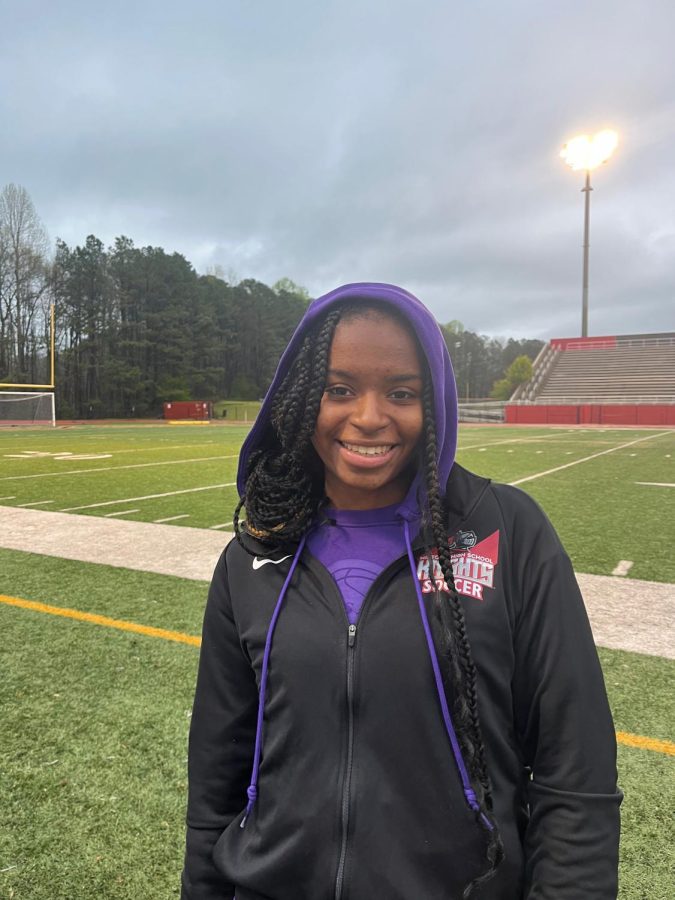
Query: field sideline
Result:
<box><xmin>1</xmin><ymin>422</ymin><xmax>674</xmax><ymax>898</ymax></box>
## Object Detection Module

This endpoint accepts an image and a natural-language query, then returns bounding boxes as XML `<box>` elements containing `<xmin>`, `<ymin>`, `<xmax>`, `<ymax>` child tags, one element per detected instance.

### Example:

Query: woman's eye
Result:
<box><xmin>326</xmin><ymin>385</ymin><xmax>351</xmax><ymax>397</ymax></box>
<box><xmin>390</xmin><ymin>390</ymin><xmax>416</xmax><ymax>400</ymax></box>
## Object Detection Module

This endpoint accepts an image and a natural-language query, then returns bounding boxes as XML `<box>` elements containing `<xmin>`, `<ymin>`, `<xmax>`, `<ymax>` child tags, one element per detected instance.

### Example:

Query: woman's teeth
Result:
<box><xmin>341</xmin><ymin>442</ymin><xmax>393</xmax><ymax>456</ymax></box>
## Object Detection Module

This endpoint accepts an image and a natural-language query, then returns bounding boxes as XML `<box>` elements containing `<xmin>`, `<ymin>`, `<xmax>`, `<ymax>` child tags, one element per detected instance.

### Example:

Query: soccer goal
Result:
<box><xmin>0</xmin><ymin>392</ymin><xmax>56</xmax><ymax>427</ymax></box>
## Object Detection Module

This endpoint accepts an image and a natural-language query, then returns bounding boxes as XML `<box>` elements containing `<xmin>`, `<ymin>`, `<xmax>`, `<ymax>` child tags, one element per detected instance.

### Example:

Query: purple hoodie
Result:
<box><xmin>234</xmin><ymin>283</ymin><xmax>491</xmax><ymax>834</ymax></box>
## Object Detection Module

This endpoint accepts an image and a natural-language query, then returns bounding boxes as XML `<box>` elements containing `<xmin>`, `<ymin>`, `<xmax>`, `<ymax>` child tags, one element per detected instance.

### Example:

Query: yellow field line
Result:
<box><xmin>2</xmin><ymin>593</ymin><xmax>675</xmax><ymax>757</ymax></box>
<box><xmin>615</xmin><ymin>731</ymin><xmax>675</xmax><ymax>756</ymax></box>
<box><xmin>0</xmin><ymin>594</ymin><xmax>201</xmax><ymax>647</ymax></box>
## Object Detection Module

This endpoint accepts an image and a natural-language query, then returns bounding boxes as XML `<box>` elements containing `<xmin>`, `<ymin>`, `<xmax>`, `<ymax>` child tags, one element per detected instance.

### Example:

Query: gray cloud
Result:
<box><xmin>1</xmin><ymin>0</ymin><xmax>673</xmax><ymax>339</ymax></box>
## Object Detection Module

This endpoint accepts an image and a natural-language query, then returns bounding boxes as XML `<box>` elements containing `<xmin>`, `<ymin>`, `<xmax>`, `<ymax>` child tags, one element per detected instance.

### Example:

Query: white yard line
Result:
<box><xmin>104</xmin><ymin>509</ymin><xmax>141</xmax><ymax>518</ymax></box>
<box><xmin>102</xmin><ymin>442</ymin><xmax>216</xmax><ymax>454</ymax></box>
<box><xmin>635</xmin><ymin>482</ymin><xmax>675</xmax><ymax>488</ymax></box>
<box><xmin>210</xmin><ymin>522</ymin><xmax>233</xmax><ymax>530</ymax></box>
<box><xmin>509</xmin><ymin>432</ymin><xmax>671</xmax><ymax>486</ymax></box>
<box><xmin>458</xmin><ymin>433</ymin><xmax>565</xmax><ymax>452</ymax></box>
<box><xmin>612</xmin><ymin>560</ymin><xmax>634</xmax><ymax>576</ymax></box>
<box><xmin>153</xmin><ymin>514</ymin><xmax>191</xmax><ymax>523</ymax></box>
<box><xmin>17</xmin><ymin>500</ymin><xmax>54</xmax><ymax>507</ymax></box>
<box><xmin>0</xmin><ymin>454</ymin><xmax>239</xmax><ymax>482</ymax></box>
<box><xmin>0</xmin><ymin>495</ymin><xmax>16</xmax><ymax>500</ymax></box>
<box><xmin>458</xmin><ymin>436</ymin><xmax>653</xmax><ymax>452</ymax></box>
<box><xmin>60</xmin><ymin>482</ymin><xmax>237</xmax><ymax>512</ymax></box>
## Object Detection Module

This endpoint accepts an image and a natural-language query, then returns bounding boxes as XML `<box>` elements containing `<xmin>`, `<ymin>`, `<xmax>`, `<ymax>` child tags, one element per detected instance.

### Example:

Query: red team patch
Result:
<box><xmin>417</xmin><ymin>531</ymin><xmax>500</xmax><ymax>601</ymax></box>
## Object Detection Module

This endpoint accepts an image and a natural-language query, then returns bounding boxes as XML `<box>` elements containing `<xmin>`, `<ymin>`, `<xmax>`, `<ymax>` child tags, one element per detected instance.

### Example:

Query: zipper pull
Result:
<box><xmin>348</xmin><ymin>624</ymin><xmax>357</xmax><ymax>647</ymax></box>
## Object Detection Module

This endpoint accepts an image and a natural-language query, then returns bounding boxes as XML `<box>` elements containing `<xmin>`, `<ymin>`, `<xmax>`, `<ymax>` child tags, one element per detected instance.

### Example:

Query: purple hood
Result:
<box><xmin>236</xmin><ymin>282</ymin><xmax>458</xmax><ymax>501</ymax></box>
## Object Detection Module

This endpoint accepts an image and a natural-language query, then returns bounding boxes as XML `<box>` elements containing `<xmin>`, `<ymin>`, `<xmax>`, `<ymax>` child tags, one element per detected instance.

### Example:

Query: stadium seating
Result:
<box><xmin>516</xmin><ymin>335</ymin><xmax>675</xmax><ymax>404</ymax></box>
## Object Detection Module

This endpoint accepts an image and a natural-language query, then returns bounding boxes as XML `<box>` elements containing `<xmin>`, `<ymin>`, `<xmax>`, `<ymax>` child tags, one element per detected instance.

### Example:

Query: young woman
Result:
<box><xmin>182</xmin><ymin>283</ymin><xmax>621</xmax><ymax>900</ymax></box>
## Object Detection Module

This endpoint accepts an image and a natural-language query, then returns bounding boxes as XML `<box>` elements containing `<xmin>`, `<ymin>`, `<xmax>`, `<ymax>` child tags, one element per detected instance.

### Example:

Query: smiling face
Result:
<box><xmin>311</xmin><ymin>310</ymin><xmax>424</xmax><ymax>510</ymax></box>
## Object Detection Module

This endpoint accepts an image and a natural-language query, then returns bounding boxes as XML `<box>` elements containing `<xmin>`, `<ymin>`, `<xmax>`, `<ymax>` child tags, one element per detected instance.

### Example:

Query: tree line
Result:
<box><xmin>0</xmin><ymin>183</ymin><xmax>542</xmax><ymax>417</ymax></box>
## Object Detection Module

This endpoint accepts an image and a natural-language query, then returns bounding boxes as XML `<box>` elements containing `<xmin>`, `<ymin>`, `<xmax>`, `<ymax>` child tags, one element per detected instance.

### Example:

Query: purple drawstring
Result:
<box><xmin>402</xmin><ymin>519</ymin><xmax>493</xmax><ymax>831</ymax></box>
<box><xmin>240</xmin><ymin>534</ymin><xmax>307</xmax><ymax>828</ymax></box>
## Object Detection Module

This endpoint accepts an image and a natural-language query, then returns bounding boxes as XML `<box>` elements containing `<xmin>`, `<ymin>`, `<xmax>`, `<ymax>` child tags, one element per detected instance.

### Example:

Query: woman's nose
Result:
<box><xmin>351</xmin><ymin>392</ymin><xmax>388</xmax><ymax>431</ymax></box>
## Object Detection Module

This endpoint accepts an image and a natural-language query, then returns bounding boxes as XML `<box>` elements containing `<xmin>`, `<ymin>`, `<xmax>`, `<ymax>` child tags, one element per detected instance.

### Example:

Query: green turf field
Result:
<box><xmin>1</xmin><ymin>422</ymin><xmax>673</xmax><ymax>579</ymax></box>
<box><xmin>1</xmin><ymin>422</ymin><xmax>674</xmax><ymax>898</ymax></box>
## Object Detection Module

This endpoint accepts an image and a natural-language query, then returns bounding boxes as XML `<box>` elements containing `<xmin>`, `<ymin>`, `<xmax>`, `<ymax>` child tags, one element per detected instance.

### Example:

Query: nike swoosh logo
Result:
<box><xmin>252</xmin><ymin>555</ymin><xmax>292</xmax><ymax>570</ymax></box>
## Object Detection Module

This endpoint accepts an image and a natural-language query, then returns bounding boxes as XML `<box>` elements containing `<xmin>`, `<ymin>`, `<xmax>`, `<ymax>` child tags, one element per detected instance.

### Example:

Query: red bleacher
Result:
<box><xmin>506</xmin><ymin>332</ymin><xmax>675</xmax><ymax>425</ymax></box>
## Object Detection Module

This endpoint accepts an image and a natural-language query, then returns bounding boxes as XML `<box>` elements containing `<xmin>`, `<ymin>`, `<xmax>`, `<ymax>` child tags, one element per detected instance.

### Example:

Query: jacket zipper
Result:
<box><xmin>334</xmin><ymin>622</ymin><xmax>357</xmax><ymax>900</ymax></box>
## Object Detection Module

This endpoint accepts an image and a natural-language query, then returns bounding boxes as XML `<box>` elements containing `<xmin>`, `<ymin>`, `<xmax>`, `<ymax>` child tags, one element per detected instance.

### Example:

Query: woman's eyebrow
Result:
<box><xmin>384</xmin><ymin>373</ymin><xmax>423</xmax><ymax>383</ymax></box>
<box><xmin>327</xmin><ymin>369</ymin><xmax>422</xmax><ymax>382</ymax></box>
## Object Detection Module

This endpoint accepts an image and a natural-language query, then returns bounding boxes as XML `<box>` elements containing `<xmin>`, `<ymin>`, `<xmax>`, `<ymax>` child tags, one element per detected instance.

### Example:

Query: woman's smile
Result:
<box><xmin>338</xmin><ymin>441</ymin><xmax>397</xmax><ymax>463</ymax></box>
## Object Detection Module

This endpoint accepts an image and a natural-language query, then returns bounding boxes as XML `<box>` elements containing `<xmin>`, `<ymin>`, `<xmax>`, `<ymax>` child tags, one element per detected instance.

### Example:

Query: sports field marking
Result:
<box><xmin>154</xmin><ymin>514</ymin><xmax>190</xmax><ymax>523</ymax></box>
<box><xmin>92</xmin><ymin>441</ymin><xmax>217</xmax><ymax>454</ymax></box>
<box><xmin>210</xmin><ymin>522</ymin><xmax>233</xmax><ymax>530</ymax></box>
<box><xmin>615</xmin><ymin>731</ymin><xmax>675</xmax><ymax>756</ymax></box>
<box><xmin>509</xmin><ymin>432</ymin><xmax>671</xmax><ymax>486</ymax></box>
<box><xmin>0</xmin><ymin>594</ymin><xmax>200</xmax><ymax>647</ymax></box>
<box><xmin>58</xmin><ymin>454</ymin><xmax>113</xmax><ymax>461</ymax></box>
<box><xmin>0</xmin><ymin>495</ymin><xmax>16</xmax><ymax>500</ymax></box>
<box><xmin>17</xmin><ymin>500</ymin><xmax>54</xmax><ymax>507</ymax></box>
<box><xmin>635</xmin><ymin>482</ymin><xmax>675</xmax><ymax>488</ymax></box>
<box><xmin>60</xmin><ymin>481</ymin><xmax>237</xmax><ymax>512</ymax></box>
<box><xmin>0</xmin><ymin>454</ymin><xmax>239</xmax><ymax>482</ymax></box>
<box><xmin>104</xmin><ymin>509</ymin><xmax>141</xmax><ymax>517</ymax></box>
<box><xmin>2</xmin><ymin>592</ymin><xmax>673</xmax><ymax>757</ymax></box>
<box><xmin>4</xmin><ymin>451</ymin><xmax>72</xmax><ymax>458</ymax></box>
<box><xmin>458</xmin><ymin>434</ymin><xmax>564</xmax><ymax>452</ymax></box>
<box><xmin>612</xmin><ymin>560</ymin><xmax>634</xmax><ymax>576</ymax></box>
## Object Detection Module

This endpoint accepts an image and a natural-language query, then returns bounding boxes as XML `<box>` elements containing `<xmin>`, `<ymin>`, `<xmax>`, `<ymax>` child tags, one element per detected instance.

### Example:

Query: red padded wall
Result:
<box><xmin>505</xmin><ymin>404</ymin><xmax>675</xmax><ymax>426</ymax></box>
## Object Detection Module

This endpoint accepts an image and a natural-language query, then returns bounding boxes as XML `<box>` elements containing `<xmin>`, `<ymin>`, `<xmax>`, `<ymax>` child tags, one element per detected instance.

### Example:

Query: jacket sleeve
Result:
<box><xmin>181</xmin><ymin>547</ymin><xmax>259</xmax><ymax>899</ymax></box>
<box><xmin>503</xmin><ymin>488</ymin><xmax>622</xmax><ymax>900</ymax></box>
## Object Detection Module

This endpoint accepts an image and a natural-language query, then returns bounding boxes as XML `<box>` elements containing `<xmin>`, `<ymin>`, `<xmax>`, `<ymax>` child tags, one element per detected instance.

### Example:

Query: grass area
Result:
<box><xmin>1</xmin><ymin>422</ymin><xmax>672</xmax><ymax>579</ymax></box>
<box><xmin>1</xmin><ymin>422</ymin><xmax>673</xmax><ymax>893</ymax></box>
<box><xmin>458</xmin><ymin>427</ymin><xmax>675</xmax><ymax>583</ymax></box>
<box><xmin>0</xmin><ymin>424</ymin><xmax>248</xmax><ymax>529</ymax></box>
<box><xmin>1</xmin><ymin>558</ymin><xmax>200</xmax><ymax>899</ymax></box>
<box><xmin>1</xmin><ymin>550</ymin><xmax>674</xmax><ymax>898</ymax></box>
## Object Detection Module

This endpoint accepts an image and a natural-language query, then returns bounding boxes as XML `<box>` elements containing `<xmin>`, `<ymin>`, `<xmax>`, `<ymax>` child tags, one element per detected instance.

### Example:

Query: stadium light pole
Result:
<box><xmin>560</xmin><ymin>130</ymin><xmax>618</xmax><ymax>337</ymax></box>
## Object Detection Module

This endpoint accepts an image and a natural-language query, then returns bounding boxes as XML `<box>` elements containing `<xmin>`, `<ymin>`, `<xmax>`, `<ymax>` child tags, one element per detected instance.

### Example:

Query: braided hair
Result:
<box><xmin>234</xmin><ymin>303</ymin><xmax>503</xmax><ymax>894</ymax></box>
<box><xmin>421</xmin><ymin>377</ymin><xmax>504</xmax><ymax>896</ymax></box>
<box><xmin>233</xmin><ymin>308</ymin><xmax>342</xmax><ymax>544</ymax></box>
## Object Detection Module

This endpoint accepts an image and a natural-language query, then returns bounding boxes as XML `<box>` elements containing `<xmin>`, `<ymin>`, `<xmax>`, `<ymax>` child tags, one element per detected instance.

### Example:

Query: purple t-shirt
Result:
<box><xmin>306</xmin><ymin>502</ymin><xmax>419</xmax><ymax>625</ymax></box>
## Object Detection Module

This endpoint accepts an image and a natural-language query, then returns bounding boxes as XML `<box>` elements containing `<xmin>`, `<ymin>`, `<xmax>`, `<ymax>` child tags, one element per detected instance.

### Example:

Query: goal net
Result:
<box><xmin>0</xmin><ymin>392</ymin><xmax>56</xmax><ymax>427</ymax></box>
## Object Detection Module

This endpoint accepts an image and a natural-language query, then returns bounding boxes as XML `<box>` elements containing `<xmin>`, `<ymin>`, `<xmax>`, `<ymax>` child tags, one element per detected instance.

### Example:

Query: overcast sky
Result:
<box><xmin>1</xmin><ymin>0</ymin><xmax>673</xmax><ymax>339</ymax></box>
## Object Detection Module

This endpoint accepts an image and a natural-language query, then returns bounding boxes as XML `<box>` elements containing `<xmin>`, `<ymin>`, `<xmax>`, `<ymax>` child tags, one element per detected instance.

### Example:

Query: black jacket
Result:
<box><xmin>182</xmin><ymin>465</ymin><xmax>621</xmax><ymax>899</ymax></box>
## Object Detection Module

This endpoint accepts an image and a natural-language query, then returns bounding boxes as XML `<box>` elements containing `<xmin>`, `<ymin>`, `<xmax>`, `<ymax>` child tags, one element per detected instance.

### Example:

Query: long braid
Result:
<box><xmin>422</xmin><ymin>381</ymin><xmax>504</xmax><ymax>895</ymax></box>
<box><xmin>234</xmin><ymin>310</ymin><xmax>341</xmax><ymax>546</ymax></box>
